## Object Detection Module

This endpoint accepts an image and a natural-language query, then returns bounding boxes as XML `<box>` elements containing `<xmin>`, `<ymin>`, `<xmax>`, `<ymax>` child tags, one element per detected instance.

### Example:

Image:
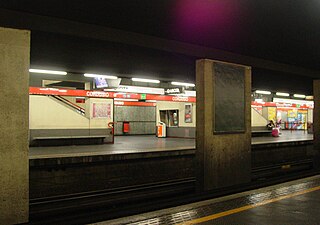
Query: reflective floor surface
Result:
<box><xmin>94</xmin><ymin>175</ymin><xmax>320</xmax><ymax>225</ymax></box>
<box><xmin>29</xmin><ymin>135</ymin><xmax>195</xmax><ymax>159</ymax></box>
<box><xmin>29</xmin><ymin>130</ymin><xmax>312</xmax><ymax>159</ymax></box>
<box><xmin>252</xmin><ymin>129</ymin><xmax>313</xmax><ymax>145</ymax></box>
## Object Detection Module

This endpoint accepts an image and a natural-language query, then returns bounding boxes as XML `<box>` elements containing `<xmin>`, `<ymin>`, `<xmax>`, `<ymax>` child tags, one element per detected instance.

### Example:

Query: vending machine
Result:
<box><xmin>297</xmin><ymin>111</ymin><xmax>307</xmax><ymax>130</ymax></box>
<box><xmin>157</xmin><ymin>122</ymin><xmax>166</xmax><ymax>138</ymax></box>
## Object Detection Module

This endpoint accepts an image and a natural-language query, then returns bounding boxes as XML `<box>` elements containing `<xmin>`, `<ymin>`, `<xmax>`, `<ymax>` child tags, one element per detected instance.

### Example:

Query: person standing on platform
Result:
<box><xmin>266</xmin><ymin>120</ymin><xmax>275</xmax><ymax>130</ymax></box>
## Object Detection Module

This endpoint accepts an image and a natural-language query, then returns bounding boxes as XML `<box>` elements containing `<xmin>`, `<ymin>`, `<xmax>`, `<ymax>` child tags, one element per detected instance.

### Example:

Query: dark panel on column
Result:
<box><xmin>214</xmin><ymin>63</ymin><xmax>245</xmax><ymax>132</ymax></box>
<box><xmin>196</xmin><ymin>59</ymin><xmax>251</xmax><ymax>191</ymax></box>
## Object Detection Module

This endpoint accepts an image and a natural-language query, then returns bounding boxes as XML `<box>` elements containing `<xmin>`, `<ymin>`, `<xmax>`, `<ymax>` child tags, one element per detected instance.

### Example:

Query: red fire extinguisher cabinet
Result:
<box><xmin>123</xmin><ymin>121</ymin><xmax>130</xmax><ymax>134</ymax></box>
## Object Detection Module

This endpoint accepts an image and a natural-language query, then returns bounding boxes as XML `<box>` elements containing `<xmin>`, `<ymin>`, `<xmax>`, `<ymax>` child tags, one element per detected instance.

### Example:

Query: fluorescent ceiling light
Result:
<box><xmin>306</xmin><ymin>96</ymin><xmax>314</xmax><ymax>100</ymax></box>
<box><xmin>132</xmin><ymin>78</ymin><xmax>160</xmax><ymax>83</ymax></box>
<box><xmin>184</xmin><ymin>90</ymin><xmax>196</xmax><ymax>97</ymax></box>
<box><xmin>146</xmin><ymin>100</ymin><xmax>157</xmax><ymax>102</ymax></box>
<box><xmin>276</xmin><ymin>92</ymin><xmax>290</xmax><ymax>97</ymax></box>
<box><xmin>293</xmin><ymin>94</ymin><xmax>306</xmax><ymax>98</ymax></box>
<box><xmin>29</xmin><ymin>69</ymin><xmax>67</xmax><ymax>75</ymax></box>
<box><xmin>84</xmin><ymin>73</ymin><xmax>118</xmax><ymax>79</ymax></box>
<box><xmin>255</xmin><ymin>90</ymin><xmax>271</xmax><ymax>95</ymax></box>
<box><xmin>171</xmin><ymin>82</ymin><xmax>195</xmax><ymax>87</ymax></box>
<box><xmin>254</xmin><ymin>98</ymin><xmax>264</xmax><ymax>103</ymax></box>
<box><xmin>114</xmin><ymin>98</ymin><xmax>138</xmax><ymax>102</ymax></box>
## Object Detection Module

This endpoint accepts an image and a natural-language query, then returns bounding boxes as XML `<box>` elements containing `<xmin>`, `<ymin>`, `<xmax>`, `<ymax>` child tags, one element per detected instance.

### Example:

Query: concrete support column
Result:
<box><xmin>0</xmin><ymin>27</ymin><xmax>30</xmax><ymax>224</ymax></box>
<box><xmin>196</xmin><ymin>59</ymin><xmax>251</xmax><ymax>191</ymax></box>
<box><xmin>313</xmin><ymin>80</ymin><xmax>320</xmax><ymax>169</ymax></box>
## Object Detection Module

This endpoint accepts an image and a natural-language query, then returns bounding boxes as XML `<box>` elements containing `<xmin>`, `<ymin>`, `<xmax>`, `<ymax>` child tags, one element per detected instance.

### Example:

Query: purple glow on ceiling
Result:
<box><xmin>172</xmin><ymin>0</ymin><xmax>244</xmax><ymax>44</ymax></box>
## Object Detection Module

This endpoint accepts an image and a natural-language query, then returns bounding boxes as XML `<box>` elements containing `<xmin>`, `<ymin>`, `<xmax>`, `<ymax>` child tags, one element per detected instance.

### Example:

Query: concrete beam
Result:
<box><xmin>0</xmin><ymin>8</ymin><xmax>319</xmax><ymax>78</ymax></box>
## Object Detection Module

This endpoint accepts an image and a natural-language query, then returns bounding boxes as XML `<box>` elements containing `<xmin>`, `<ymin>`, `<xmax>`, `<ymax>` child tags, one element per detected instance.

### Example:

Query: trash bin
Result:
<box><xmin>157</xmin><ymin>122</ymin><xmax>166</xmax><ymax>138</ymax></box>
<box><xmin>272</xmin><ymin>127</ymin><xmax>280</xmax><ymax>137</ymax></box>
<box><xmin>123</xmin><ymin>121</ymin><xmax>130</xmax><ymax>134</ymax></box>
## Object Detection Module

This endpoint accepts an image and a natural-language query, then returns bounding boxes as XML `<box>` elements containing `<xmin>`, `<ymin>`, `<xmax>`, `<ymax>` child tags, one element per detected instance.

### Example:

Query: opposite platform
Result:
<box><xmin>29</xmin><ymin>130</ymin><xmax>312</xmax><ymax>160</ymax></box>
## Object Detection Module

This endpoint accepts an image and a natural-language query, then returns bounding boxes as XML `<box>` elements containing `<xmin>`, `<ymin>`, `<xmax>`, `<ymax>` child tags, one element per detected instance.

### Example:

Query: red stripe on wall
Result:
<box><xmin>29</xmin><ymin>87</ymin><xmax>196</xmax><ymax>103</ymax></box>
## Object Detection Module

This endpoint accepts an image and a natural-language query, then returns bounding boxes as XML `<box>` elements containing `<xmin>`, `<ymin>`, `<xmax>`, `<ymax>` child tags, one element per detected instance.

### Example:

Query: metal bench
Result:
<box><xmin>33</xmin><ymin>135</ymin><xmax>107</xmax><ymax>140</ymax></box>
<box><xmin>32</xmin><ymin>135</ymin><xmax>107</xmax><ymax>146</ymax></box>
<box><xmin>252</xmin><ymin>126</ymin><xmax>272</xmax><ymax>137</ymax></box>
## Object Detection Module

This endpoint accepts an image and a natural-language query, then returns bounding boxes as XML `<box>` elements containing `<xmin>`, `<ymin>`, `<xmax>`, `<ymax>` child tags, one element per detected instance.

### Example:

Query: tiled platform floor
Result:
<box><xmin>29</xmin><ymin>130</ymin><xmax>312</xmax><ymax>159</ymax></box>
<box><xmin>95</xmin><ymin>175</ymin><xmax>320</xmax><ymax>225</ymax></box>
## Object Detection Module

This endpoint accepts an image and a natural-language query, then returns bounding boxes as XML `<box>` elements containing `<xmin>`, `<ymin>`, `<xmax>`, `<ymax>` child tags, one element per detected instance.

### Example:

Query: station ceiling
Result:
<box><xmin>0</xmin><ymin>0</ymin><xmax>319</xmax><ymax>94</ymax></box>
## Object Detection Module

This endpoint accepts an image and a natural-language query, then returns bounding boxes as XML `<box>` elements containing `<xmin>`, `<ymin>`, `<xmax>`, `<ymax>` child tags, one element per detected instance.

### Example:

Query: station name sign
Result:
<box><xmin>105</xmin><ymin>85</ymin><xmax>165</xmax><ymax>95</ymax></box>
<box><xmin>164</xmin><ymin>88</ymin><xmax>182</xmax><ymax>94</ymax></box>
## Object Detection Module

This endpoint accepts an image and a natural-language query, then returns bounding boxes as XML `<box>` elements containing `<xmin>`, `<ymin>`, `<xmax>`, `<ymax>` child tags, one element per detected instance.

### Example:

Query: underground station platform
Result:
<box><xmin>99</xmin><ymin>175</ymin><xmax>320</xmax><ymax>225</ymax></box>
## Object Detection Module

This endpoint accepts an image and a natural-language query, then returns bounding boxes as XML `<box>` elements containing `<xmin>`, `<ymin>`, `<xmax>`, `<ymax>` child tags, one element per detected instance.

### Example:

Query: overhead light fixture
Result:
<box><xmin>132</xmin><ymin>78</ymin><xmax>160</xmax><ymax>83</ymax></box>
<box><xmin>276</xmin><ymin>92</ymin><xmax>289</xmax><ymax>97</ymax></box>
<box><xmin>255</xmin><ymin>90</ymin><xmax>271</xmax><ymax>95</ymax></box>
<box><xmin>29</xmin><ymin>69</ymin><xmax>67</xmax><ymax>75</ymax></box>
<box><xmin>254</xmin><ymin>98</ymin><xmax>264</xmax><ymax>103</ymax></box>
<box><xmin>184</xmin><ymin>90</ymin><xmax>196</xmax><ymax>97</ymax></box>
<box><xmin>84</xmin><ymin>73</ymin><xmax>118</xmax><ymax>79</ymax></box>
<box><xmin>171</xmin><ymin>82</ymin><xmax>195</xmax><ymax>87</ymax></box>
<box><xmin>293</xmin><ymin>94</ymin><xmax>306</xmax><ymax>98</ymax></box>
<box><xmin>306</xmin><ymin>96</ymin><xmax>314</xmax><ymax>100</ymax></box>
<box><xmin>114</xmin><ymin>98</ymin><xmax>138</xmax><ymax>102</ymax></box>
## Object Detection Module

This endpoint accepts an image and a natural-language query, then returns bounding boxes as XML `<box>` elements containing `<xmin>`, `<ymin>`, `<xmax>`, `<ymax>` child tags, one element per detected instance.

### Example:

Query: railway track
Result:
<box><xmin>29</xmin><ymin>160</ymin><xmax>318</xmax><ymax>225</ymax></box>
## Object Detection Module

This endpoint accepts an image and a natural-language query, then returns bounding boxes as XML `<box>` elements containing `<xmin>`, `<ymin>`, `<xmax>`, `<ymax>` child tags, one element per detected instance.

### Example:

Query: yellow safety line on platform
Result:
<box><xmin>178</xmin><ymin>185</ymin><xmax>320</xmax><ymax>225</ymax></box>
